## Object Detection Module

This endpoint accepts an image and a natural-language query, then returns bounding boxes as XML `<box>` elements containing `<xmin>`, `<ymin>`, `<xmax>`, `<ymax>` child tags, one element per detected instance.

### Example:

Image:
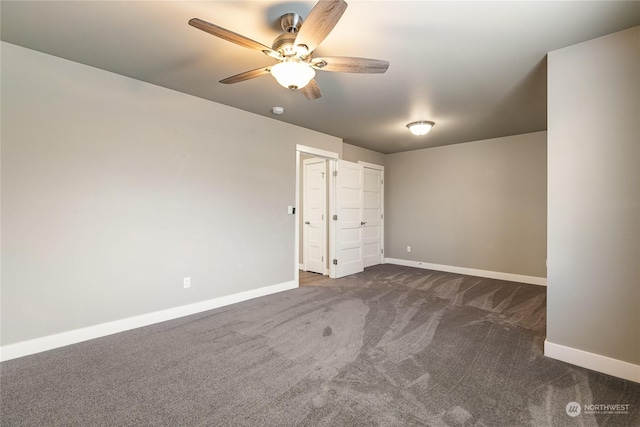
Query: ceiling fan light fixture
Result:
<box><xmin>189</xmin><ymin>0</ymin><xmax>387</xmax><ymax>101</ymax></box>
<box><xmin>271</xmin><ymin>60</ymin><xmax>315</xmax><ymax>90</ymax></box>
<box><xmin>407</xmin><ymin>121</ymin><xmax>435</xmax><ymax>136</ymax></box>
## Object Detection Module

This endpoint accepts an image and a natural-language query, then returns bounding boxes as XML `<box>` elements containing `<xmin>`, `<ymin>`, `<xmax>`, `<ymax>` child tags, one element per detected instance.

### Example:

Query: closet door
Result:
<box><xmin>334</xmin><ymin>160</ymin><xmax>364</xmax><ymax>278</ymax></box>
<box><xmin>362</xmin><ymin>167</ymin><xmax>384</xmax><ymax>267</ymax></box>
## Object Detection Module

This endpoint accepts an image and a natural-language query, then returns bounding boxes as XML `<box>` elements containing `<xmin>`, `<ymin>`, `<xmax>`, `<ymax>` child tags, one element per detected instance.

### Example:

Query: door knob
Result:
<box><xmin>305</xmin><ymin>221</ymin><xmax>311</xmax><ymax>225</ymax></box>
<box><xmin>360</xmin><ymin>221</ymin><xmax>367</xmax><ymax>226</ymax></box>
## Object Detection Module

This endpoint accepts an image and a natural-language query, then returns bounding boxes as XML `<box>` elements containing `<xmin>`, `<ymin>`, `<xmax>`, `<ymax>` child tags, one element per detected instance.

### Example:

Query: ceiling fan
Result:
<box><xmin>188</xmin><ymin>0</ymin><xmax>389</xmax><ymax>100</ymax></box>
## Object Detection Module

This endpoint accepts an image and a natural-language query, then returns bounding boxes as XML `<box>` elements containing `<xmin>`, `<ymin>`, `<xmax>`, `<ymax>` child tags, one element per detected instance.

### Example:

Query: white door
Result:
<box><xmin>334</xmin><ymin>160</ymin><xmax>364</xmax><ymax>278</ymax></box>
<box><xmin>362</xmin><ymin>167</ymin><xmax>384</xmax><ymax>267</ymax></box>
<box><xmin>303</xmin><ymin>158</ymin><xmax>327</xmax><ymax>274</ymax></box>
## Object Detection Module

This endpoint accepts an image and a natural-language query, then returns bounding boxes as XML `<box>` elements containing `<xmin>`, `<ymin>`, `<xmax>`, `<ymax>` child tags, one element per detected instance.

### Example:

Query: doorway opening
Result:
<box><xmin>294</xmin><ymin>145</ymin><xmax>385</xmax><ymax>286</ymax></box>
<box><xmin>295</xmin><ymin>145</ymin><xmax>338</xmax><ymax>286</ymax></box>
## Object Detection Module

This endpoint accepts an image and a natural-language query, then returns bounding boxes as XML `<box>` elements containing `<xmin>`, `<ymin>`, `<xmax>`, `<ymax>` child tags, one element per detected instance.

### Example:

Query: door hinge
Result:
<box><xmin>381</xmin><ymin>179</ymin><xmax>384</xmax><ymax>185</ymax></box>
<box><xmin>381</xmin><ymin>214</ymin><xmax>384</xmax><ymax>219</ymax></box>
<box><xmin>333</xmin><ymin>259</ymin><xmax>338</xmax><ymax>265</ymax></box>
<box><xmin>333</xmin><ymin>170</ymin><xmax>338</xmax><ymax>177</ymax></box>
<box><xmin>322</xmin><ymin>256</ymin><xmax>324</xmax><ymax>262</ymax></box>
<box><xmin>333</xmin><ymin>214</ymin><xmax>338</xmax><ymax>221</ymax></box>
<box><xmin>381</xmin><ymin>248</ymin><xmax>384</xmax><ymax>254</ymax></box>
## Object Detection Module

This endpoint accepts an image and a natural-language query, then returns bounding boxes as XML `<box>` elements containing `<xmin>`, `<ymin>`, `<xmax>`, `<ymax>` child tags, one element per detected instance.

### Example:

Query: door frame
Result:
<box><xmin>295</xmin><ymin>145</ymin><xmax>338</xmax><ymax>285</ymax></box>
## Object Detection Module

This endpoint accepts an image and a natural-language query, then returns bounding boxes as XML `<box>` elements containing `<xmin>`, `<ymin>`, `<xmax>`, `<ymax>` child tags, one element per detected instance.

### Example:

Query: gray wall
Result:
<box><xmin>547</xmin><ymin>27</ymin><xmax>639</xmax><ymax>364</ymax></box>
<box><xmin>1</xmin><ymin>42</ymin><xmax>341</xmax><ymax>345</ymax></box>
<box><xmin>343</xmin><ymin>143</ymin><xmax>386</xmax><ymax>166</ymax></box>
<box><xmin>386</xmin><ymin>132</ymin><xmax>547</xmax><ymax>278</ymax></box>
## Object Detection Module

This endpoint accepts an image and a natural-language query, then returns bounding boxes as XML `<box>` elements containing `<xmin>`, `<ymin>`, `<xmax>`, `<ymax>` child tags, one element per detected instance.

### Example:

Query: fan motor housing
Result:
<box><xmin>271</xmin><ymin>33</ymin><xmax>296</xmax><ymax>56</ymax></box>
<box><xmin>272</xmin><ymin>33</ymin><xmax>298</xmax><ymax>56</ymax></box>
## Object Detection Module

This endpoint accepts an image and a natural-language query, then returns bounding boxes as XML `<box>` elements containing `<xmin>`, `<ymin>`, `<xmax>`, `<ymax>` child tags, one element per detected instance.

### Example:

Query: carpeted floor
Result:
<box><xmin>1</xmin><ymin>264</ymin><xmax>638</xmax><ymax>426</ymax></box>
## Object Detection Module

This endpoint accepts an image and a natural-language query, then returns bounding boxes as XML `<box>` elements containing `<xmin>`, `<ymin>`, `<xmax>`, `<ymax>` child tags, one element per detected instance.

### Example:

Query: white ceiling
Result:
<box><xmin>2</xmin><ymin>1</ymin><xmax>639</xmax><ymax>153</ymax></box>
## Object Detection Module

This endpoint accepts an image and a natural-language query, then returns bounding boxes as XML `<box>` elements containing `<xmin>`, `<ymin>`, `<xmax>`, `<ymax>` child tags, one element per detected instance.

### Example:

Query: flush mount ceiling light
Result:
<box><xmin>270</xmin><ymin>60</ymin><xmax>316</xmax><ymax>90</ymax></box>
<box><xmin>407</xmin><ymin>121</ymin><xmax>435</xmax><ymax>136</ymax></box>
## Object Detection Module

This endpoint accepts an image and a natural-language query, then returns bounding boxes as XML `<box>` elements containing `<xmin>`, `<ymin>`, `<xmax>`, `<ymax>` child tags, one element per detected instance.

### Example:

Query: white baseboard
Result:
<box><xmin>384</xmin><ymin>257</ymin><xmax>547</xmax><ymax>286</ymax></box>
<box><xmin>0</xmin><ymin>280</ymin><xmax>297</xmax><ymax>362</ymax></box>
<box><xmin>545</xmin><ymin>340</ymin><xmax>640</xmax><ymax>383</ymax></box>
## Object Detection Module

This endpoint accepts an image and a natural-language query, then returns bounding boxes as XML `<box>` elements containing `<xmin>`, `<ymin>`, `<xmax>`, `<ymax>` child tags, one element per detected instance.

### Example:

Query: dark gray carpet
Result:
<box><xmin>1</xmin><ymin>264</ymin><xmax>639</xmax><ymax>426</ymax></box>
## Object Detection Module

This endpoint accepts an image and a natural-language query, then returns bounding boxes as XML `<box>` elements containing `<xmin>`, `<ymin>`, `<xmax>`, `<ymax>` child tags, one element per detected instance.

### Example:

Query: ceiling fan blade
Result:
<box><xmin>300</xmin><ymin>79</ymin><xmax>322</xmax><ymax>100</ymax></box>
<box><xmin>219</xmin><ymin>66</ymin><xmax>272</xmax><ymax>84</ymax></box>
<box><xmin>313</xmin><ymin>56</ymin><xmax>389</xmax><ymax>73</ymax></box>
<box><xmin>294</xmin><ymin>0</ymin><xmax>348</xmax><ymax>53</ymax></box>
<box><xmin>189</xmin><ymin>18</ymin><xmax>280</xmax><ymax>59</ymax></box>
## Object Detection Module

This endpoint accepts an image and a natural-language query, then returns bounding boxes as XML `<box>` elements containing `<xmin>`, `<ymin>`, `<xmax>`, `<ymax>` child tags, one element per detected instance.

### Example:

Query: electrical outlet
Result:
<box><xmin>183</xmin><ymin>277</ymin><xmax>191</xmax><ymax>288</ymax></box>
<box><xmin>407</xmin><ymin>246</ymin><xmax>411</xmax><ymax>253</ymax></box>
